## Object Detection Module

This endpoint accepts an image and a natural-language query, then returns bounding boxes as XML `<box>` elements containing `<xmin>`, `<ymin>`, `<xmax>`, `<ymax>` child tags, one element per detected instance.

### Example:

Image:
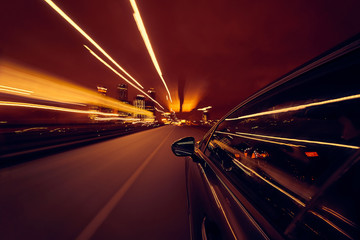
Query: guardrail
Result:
<box><xmin>0</xmin><ymin>123</ymin><xmax>162</xmax><ymax>164</ymax></box>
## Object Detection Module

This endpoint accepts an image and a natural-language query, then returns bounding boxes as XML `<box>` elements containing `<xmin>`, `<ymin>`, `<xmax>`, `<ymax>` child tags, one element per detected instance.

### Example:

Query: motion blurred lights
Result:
<box><xmin>43</xmin><ymin>0</ymin><xmax>144</xmax><ymax>89</ymax></box>
<box><xmin>0</xmin><ymin>61</ymin><xmax>153</xmax><ymax>117</ymax></box>
<box><xmin>225</xmin><ymin>93</ymin><xmax>360</xmax><ymax>121</ymax></box>
<box><xmin>0</xmin><ymin>85</ymin><xmax>33</xmax><ymax>96</ymax></box>
<box><xmin>0</xmin><ymin>101</ymin><xmax>118</xmax><ymax>116</ymax></box>
<box><xmin>197</xmin><ymin>106</ymin><xmax>212</xmax><ymax>111</ymax></box>
<box><xmin>84</xmin><ymin>45</ymin><xmax>164</xmax><ymax>110</ymax></box>
<box><xmin>129</xmin><ymin>0</ymin><xmax>173</xmax><ymax>102</ymax></box>
<box><xmin>235</xmin><ymin>131</ymin><xmax>360</xmax><ymax>150</ymax></box>
<box><xmin>94</xmin><ymin>117</ymin><xmax>140</xmax><ymax>121</ymax></box>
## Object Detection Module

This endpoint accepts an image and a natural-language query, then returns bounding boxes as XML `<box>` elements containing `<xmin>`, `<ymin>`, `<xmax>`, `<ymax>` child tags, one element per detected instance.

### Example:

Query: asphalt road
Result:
<box><xmin>0</xmin><ymin>125</ymin><xmax>207</xmax><ymax>240</ymax></box>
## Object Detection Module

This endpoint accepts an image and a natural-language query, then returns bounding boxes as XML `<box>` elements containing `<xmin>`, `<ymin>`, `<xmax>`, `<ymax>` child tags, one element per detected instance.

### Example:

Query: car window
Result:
<box><xmin>293</xmin><ymin>160</ymin><xmax>360</xmax><ymax>239</ymax></box>
<box><xmin>204</xmin><ymin>49</ymin><xmax>360</xmax><ymax>235</ymax></box>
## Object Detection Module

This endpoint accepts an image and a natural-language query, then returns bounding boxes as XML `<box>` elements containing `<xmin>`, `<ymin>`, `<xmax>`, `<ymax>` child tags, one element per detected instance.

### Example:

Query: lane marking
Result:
<box><xmin>76</xmin><ymin>128</ymin><xmax>174</xmax><ymax>240</ymax></box>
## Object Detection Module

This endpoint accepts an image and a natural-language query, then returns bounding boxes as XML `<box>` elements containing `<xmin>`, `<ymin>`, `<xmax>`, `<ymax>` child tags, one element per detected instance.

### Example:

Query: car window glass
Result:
<box><xmin>294</xmin><ymin>160</ymin><xmax>360</xmax><ymax>239</ymax></box>
<box><xmin>204</xmin><ymin>49</ymin><xmax>360</xmax><ymax>234</ymax></box>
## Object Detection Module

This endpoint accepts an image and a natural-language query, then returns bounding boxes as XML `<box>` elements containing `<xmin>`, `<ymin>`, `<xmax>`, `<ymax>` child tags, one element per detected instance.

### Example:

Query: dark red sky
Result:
<box><xmin>1</xmin><ymin>0</ymin><xmax>360</xmax><ymax>119</ymax></box>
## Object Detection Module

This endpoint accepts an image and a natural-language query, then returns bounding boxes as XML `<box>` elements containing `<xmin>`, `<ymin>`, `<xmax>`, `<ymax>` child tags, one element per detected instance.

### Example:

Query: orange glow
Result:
<box><xmin>305</xmin><ymin>152</ymin><xmax>319</xmax><ymax>157</ymax></box>
<box><xmin>169</xmin><ymin>80</ymin><xmax>206</xmax><ymax>112</ymax></box>
<box><xmin>0</xmin><ymin>61</ymin><xmax>153</xmax><ymax>117</ymax></box>
<box><xmin>43</xmin><ymin>0</ymin><xmax>144</xmax><ymax>89</ymax></box>
<box><xmin>129</xmin><ymin>0</ymin><xmax>173</xmax><ymax>102</ymax></box>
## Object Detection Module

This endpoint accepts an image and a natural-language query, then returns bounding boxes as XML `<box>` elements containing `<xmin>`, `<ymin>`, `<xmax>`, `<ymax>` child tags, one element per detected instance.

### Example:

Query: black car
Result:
<box><xmin>172</xmin><ymin>35</ymin><xmax>360</xmax><ymax>240</ymax></box>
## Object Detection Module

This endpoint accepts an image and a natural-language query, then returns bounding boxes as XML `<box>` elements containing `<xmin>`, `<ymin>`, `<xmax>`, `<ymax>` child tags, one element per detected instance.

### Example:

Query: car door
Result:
<box><xmin>189</xmin><ymin>39</ymin><xmax>360</xmax><ymax>240</ymax></box>
<box><xmin>185</xmin><ymin>134</ymin><xmax>273</xmax><ymax>240</ymax></box>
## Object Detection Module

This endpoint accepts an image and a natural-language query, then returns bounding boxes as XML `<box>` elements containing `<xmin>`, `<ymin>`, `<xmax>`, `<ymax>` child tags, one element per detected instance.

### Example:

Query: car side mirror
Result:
<box><xmin>171</xmin><ymin>137</ymin><xmax>195</xmax><ymax>156</ymax></box>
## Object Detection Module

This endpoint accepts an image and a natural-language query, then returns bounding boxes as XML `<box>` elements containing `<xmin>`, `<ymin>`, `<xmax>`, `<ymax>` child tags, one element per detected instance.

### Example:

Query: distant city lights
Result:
<box><xmin>84</xmin><ymin>45</ymin><xmax>165</xmax><ymax>110</ymax></box>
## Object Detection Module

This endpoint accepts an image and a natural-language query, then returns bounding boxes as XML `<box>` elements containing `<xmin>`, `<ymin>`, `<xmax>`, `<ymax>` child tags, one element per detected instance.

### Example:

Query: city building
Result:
<box><xmin>133</xmin><ymin>94</ymin><xmax>146</xmax><ymax>119</ymax></box>
<box><xmin>117</xmin><ymin>83</ymin><xmax>128</xmax><ymax>103</ymax></box>
<box><xmin>145</xmin><ymin>88</ymin><xmax>156</xmax><ymax>113</ymax></box>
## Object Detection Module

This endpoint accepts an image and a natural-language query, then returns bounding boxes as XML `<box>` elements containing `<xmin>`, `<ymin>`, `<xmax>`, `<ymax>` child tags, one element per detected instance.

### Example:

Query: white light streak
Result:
<box><xmin>94</xmin><ymin>117</ymin><xmax>140</xmax><ymax>121</ymax></box>
<box><xmin>0</xmin><ymin>101</ymin><xmax>118</xmax><ymax>116</ymax></box>
<box><xmin>217</xmin><ymin>131</ymin><xmax>305</xmax><ymax>148</ymax></box>
<box><xmin>0</xmin><ymin>85</ymin><xmax>33</xmax><ymax>96</ymax></box>
<box><xmin>154</xmin><ymin>107</ymin><xmax>165</xmax><ymax>113</ymax></box>
<box><xmin>198</xmin><ymin>106</ymin><xmax>212</xmax><ymax>111</ymax></box>
<box><xmin>309</xmin><ymin>211</ymin><xmax>353</xmax><ymax>239</ymax></box>
<box><xmin>235</xmin><ymin>131</ymin><xmax>360</xmax><ymax>150</ymax></box>
<box><xmin>84</xmin><ymin>45</ymin><xmax>164</xmax><ymax>109</ymax></box>
<box><xmin>129</xmin><ymin>0</ymin><xmax>173</xmax><ymax>102</ymax></box>
<box><xmin>43</xmin><ymin>0</ymin><xmax>144</xmax><ymax>89</ymax></box>
<box><xmin>226</xmin><ymin>94</ymin><xmax>360</xmax><ymax>121</ymax></box>
<box><xmin>232</xmin><ymin>157</ymin><xmax>306</xmax><ymax>207</ymax></box>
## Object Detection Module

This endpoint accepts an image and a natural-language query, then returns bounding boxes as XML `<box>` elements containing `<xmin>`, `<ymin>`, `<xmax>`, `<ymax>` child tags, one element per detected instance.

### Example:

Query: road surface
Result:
<box><xmin>0</xmin><ymin>125</ymin><xmax>206</xmax><ymax>240</ymax></box>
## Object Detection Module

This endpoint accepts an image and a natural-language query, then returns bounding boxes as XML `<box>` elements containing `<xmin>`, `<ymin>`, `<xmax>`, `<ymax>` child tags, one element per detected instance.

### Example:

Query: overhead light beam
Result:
<box><xmin>129</xmin><ymin>0</ymin><xmax>173</xmax><ymax>102</ymax></box>
<box><xmin>43</xmin><ymin>0</ymin><xmax>144</xmax><ymax>89</ymax></box>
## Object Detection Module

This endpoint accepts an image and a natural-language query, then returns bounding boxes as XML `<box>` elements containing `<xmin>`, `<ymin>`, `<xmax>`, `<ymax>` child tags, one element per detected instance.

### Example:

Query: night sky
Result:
<box><xmin>1</xmin><ymin>0</ymin><xmax>360</xmax><ymax>119</ymax></box>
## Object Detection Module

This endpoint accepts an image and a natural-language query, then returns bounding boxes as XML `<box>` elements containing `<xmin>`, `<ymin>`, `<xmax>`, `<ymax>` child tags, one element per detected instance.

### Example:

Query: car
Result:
<box><xmin>171</xmin><ymin>34</ymin><xmax>360</xmax><ymax>240</ymax></box>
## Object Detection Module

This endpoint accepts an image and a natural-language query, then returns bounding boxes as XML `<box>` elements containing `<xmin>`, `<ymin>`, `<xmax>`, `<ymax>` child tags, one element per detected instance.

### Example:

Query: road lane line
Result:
<box><xmin>76</xmin><ymin>128</ymin><xmax>174</xmax><ymax>240</ymax></box>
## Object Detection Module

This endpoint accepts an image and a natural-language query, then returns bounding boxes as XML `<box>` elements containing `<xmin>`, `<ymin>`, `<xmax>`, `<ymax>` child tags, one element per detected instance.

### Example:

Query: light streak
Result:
<box><xmin>0</xmin><ymin>61</ymin><xmax>154</xmax><ymax>117</ymax></box>
<box><xmin>197</xmin><ymin>106</ymin><xmax>212</xmax><ymax>111</ymax></box>
<box><xmin>43</xmin><ymin>0</ymin><xmax>144</xmax><ymax>89</ymax></box>
<box><xmin>321</xmin><ymin>206</ymin><xmax>358</xmax><ymax>228</ymax></box>
<box><xmin>154</xmin><ymin>107</ymin><xmax>165</xmax><ymax>113</ymax></box>
<box><xmin>0</xmin><ymin>85</ymin><xmax>33</xmax><ymax>96</ymax></box>
<box><xmin>217</xmin><ymin>131</ymin><xmax>305</xmax><ymax>148</ymax></box>
<box><xmin>232</xmin><ymin>157</ymin><xmax>306</xmax><ymax>207</ymax></box>
<box><xmin>93</xmin><ymin>117</ymin><xmax>140</xmax><ymax>121</ymax></box>
<box><xmin>226</xmin><ymin>94</ymin><xmax>360</xmax><ymax>121</ymax></box>
<box><xmin>309</xmin><ymin>211</ymin><xmax>353</xmax><ymax>239</ymax></box>
<box><xmin>235</xmin><ymin>131</ymin><xmax>360</xmax><ymax>150</ymax></box>
<box><xmin>84</xmin><ymin>45</ymin><xmax>164</xmax><ymax>110</ymax></box>
<box><xmin>129</xmin><ymin>0</ymin><xmax>173</xmax><ymax>102</ymax></box>
<box><xmin>15</xmin><ymin>127</ymin><xmax>48</xmax><ymax>133</ymax></box>
<box><xmin>0</xmin><ymin>101</ymin><xmax>119</xmax><ymax>116</ymax></box>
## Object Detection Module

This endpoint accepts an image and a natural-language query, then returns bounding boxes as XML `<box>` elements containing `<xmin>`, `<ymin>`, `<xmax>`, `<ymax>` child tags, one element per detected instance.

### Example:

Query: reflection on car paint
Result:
<box><xmin>321</xmin><ymin>206</ymin><xmax>358</xmax><ymax>229</ymax></box>
<box><xmin>199</xmin><ymin>164</ymin><xmax>237</xmax><ymax>240</ymax></box>
<box><xmin>225</xmin><ymin>93</ymin><xmax>360</xmax><ymax>122</ymax></box>
<box><xmin>235</xmin><ymin>131</ymin><xmax>360</xmax><ymax>150</ymax></box>
<box><xmin>218</xmin><ymin>131</ymin><xmax>305</xmax><ymax>148</ymax></box>
<box><xmin>309</xmin><ymin>211</ymin><xmax>353</xmax><ymax>239</ymax></box>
